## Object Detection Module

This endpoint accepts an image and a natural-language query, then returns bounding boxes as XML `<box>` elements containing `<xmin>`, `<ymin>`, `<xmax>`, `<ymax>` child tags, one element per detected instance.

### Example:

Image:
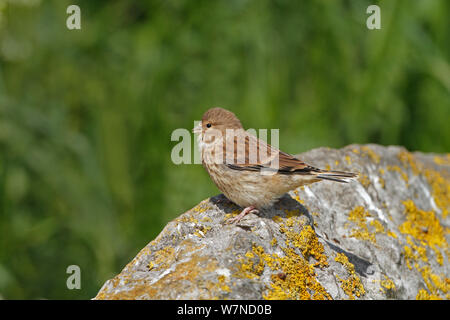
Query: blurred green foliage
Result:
<box><xmin>0</xmin><ymin>0</ymin><xmax>448</xmax><ymax>299</ymax></box>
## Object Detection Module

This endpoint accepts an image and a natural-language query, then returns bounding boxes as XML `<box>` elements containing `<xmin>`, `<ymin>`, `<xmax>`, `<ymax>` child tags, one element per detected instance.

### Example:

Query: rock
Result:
<box><xmin>94</xmin><ymin>144</ymin><xmax>449</xmax><ymax>300</ymax></box>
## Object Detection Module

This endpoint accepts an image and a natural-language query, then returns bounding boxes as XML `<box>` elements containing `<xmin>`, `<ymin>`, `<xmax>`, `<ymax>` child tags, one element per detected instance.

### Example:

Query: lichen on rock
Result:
<box><xmin>94</xmin><ymin>144</ymin><xmax>449</xmax><ymax>300</ymax></box>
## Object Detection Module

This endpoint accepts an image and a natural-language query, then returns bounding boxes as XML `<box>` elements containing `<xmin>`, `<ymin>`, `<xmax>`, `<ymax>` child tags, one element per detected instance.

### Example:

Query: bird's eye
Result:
<box><xmin>206</xmin><ymin>123</ymin><xmax>212</xmax><ymax>128</ymax></box>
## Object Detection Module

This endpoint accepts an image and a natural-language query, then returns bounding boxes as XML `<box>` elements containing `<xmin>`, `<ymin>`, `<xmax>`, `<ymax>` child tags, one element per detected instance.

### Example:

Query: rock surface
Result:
<box><xmin>94</xmin><ymin>144</ymin><xmax>449</xmax><ymax>300</ymax></box>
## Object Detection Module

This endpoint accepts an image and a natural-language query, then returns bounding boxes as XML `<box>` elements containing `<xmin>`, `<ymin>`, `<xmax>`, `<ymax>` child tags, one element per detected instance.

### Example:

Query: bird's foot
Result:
<box><xmin>225</xmin><ymin>206</ymin><xmax>258</xmax><ymax>224</ymax></box>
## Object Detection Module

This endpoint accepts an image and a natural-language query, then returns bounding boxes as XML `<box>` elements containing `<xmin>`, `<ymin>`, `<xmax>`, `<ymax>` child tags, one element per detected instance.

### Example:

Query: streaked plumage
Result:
<box><xmin>193</xmin><ymin>107</ymin><xmax>357</xmax><ymax>223</ymax></box>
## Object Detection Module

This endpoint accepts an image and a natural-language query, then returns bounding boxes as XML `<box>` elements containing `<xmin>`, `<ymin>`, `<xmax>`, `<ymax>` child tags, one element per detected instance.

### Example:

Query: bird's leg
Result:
<box><xmin>225</xmin><ymin>206</ymin><xmax>258</xmax><ymax>224</ymax></box>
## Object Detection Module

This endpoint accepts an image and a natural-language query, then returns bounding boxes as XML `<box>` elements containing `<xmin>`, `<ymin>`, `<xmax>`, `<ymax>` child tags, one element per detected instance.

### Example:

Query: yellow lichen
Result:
<box><xmin>416</xmin><ymin>289</ymin><xmax>442</xmax><ymax>300</ymax></box>
<box><xmin>270</xmin><ymin>237</ymin><xmax>278</xmax><ymax>247</ymax></box>
<box><xmin>416</xmin><ymin>265</ymin><xmax>449</xmax><ymax>299</ymax></box>
<box><xmin>406</xmin><ymin>236</ymin><xmax>428</xmax><ymax>263</ymax></box>
<box><xmin>433</xmin><ymin>155</ymin><xmax>450</xmax><ymax>166</ymax></box>
<box><xmin>358</xmin><ymin>174</ymin><xmax>371</xmax><ymax>188</ymax></box>
<box><xmin>399</xmin><ymin>200</ymin><xmax>446</xmax><ymax>249</ymax></box>
<box><xmin>153</xmin><ymin>247</ymin><xmax>176</xmax><ymax>270</ymax></box>
<box><xmin>397</xmin><ymin>151</ymin><xmax>420</xmax><ymax>175</ymax></box>
<box><xmin>272</xmin><ymin>215</ymin><xmax>283</xmax><ymax>223</ymax></box>
<box><xmin>387</xmin><ymin>165</ymin><xmax>409</xmax><ymax>184</ymax></box>
<box><xmin>238</xmin><ymin>248</ymin><xmax>264</xmax><ymax>279</ymax></box>
<box><xmin>224</xmin><ymin>209</ymin><xmax>241</xmax><ymax>221</ymax></box>
<box><xmin>392</xmin><ymin>150</ymin><xmax>449</xmax><ymax>219</ymax></box>
<box><xmin>361</xmin><ymin>146</ymin><xmax>381</xmax><ymax>164</ymax></box>
<box><xmin>378</xmin><ymin>176</ymin><xmax>385</xmax><ymax>189</ymax></box>
<box><xmin>334</xmin><ymin>253</ymin><xmax>365</xmax><ymax>299</ymax></box>
<box><xmin>193</xmin><ymin>225</ymin><xmax>211</xmax><ymax>238</ymax></box>
<box><xmin>346</xmin><ymin>206</ymin><xmax>382</xmax><ymax>244</ymax></box>
<box><xmin>387</xmin><ymin>230</ymin><xmax>398</xmax><ymax>239</ymax></box>
<box><xmin>201</xmin><ymin>216</ymin><xmax>212</xmax><ymax>223</ymax></box>
<box><xmin>279</xmin><ymin>222</ymin><xmax>328</xmax><ymax>268</ymax></box>
<box><xmin>345</xmin><ymin>155</ymin><xmax>352</xmax><ymax>165</ymax></box>
<box><xmin>370</xmin><ymin>219</ymin><xmax>385</xmax><ymax>233</ymax></box>
<box><xmin>403</xmin><ymin>245</ymin><xmax>416</xmax><ymax>270</ymax></box>
<box><xmin>296</xmin><ymin>225</ymin><xmax>329</xmax><ymax>268</ymax></box>
<box><xmin>96</xmin><ymin>241</ymin><xmax>219</xmax><ymax>299</ymax></box>
<box><xmin>292</xmin><ymin>190</ymin><xmax>305</xmax><ymax>204</ymax></box>
<box><xmin>423</xmin><ymin>168</ymin><xmax>450</xmax><ymax>219</ymax></box>
<box><xmin>380</xmin><ymin>276</ymin><xmax>396</xmax><ymax>293</ymax></box>
<box><xmin>238</xmin><ymin>218</ymin><xmax>332</xmax><ymax>300</ymax></box>
<box><xmin>217</xmin><ymin>275</ymin><xmax>231</xmax><ymax>293</ymax></box>
<box><xmin>262</xmin><ymin>246</ymin><xmax>331</xmax><ymax>300</ymax></box>
<box><xmin>398</xmin><ymin>200</ymin><xmax>449</xmax><ymax>298</ymax></box>
<box><xmin>285</xmin><ymin>209</ymin><xmax>300</xmax><ymax>218</ymax></box>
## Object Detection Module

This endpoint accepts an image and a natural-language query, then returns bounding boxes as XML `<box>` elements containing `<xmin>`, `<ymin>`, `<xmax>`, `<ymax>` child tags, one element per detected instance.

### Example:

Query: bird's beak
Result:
<box><xmin>192</xmin><ymin>123</ymin><xmax>202</xmax><ymax>134</ymax></box>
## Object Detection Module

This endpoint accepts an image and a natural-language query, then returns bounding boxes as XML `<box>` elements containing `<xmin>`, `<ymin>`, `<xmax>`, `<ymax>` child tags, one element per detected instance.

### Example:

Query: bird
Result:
<box><xmin>192</xmin><ymin>107</ymin><xmax>357</xmax><ymax>224</ymax></box>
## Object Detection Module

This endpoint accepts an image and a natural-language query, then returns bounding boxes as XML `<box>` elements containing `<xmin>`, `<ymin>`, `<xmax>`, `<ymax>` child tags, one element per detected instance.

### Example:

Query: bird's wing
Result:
<box><xmin>223</xmin><ymin>130</ymin><xmax>319</xmax><ymax>175</ymax></box>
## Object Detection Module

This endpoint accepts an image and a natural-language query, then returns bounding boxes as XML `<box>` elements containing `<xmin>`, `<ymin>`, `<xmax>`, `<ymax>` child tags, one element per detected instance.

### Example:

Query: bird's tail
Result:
<box><xmin>315</xmin><ymin>170</ymin><xmax>358</xmax><ymax>183</ymax></box>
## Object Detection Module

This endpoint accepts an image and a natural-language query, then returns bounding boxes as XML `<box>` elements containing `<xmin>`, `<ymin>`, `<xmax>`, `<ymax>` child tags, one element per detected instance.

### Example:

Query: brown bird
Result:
<box><xmin>193</xmin><ymin>107</ymin><xmax>357</xmax><ymax>224</ymax></box>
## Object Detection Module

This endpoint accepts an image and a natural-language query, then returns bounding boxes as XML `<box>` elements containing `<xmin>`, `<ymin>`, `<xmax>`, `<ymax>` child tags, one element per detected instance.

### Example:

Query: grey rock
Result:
<box><xmin>94</xmin><ymin>144</ymin><xmax>450</xmax><ymax>300</ymax></box>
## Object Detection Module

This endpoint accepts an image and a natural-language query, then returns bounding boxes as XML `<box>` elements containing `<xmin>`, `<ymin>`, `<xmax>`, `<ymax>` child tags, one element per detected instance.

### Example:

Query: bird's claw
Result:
<box><xmin>224</xmin><ymin>206</ymin><xmax>258</xmax><ymax>225</ymax></box>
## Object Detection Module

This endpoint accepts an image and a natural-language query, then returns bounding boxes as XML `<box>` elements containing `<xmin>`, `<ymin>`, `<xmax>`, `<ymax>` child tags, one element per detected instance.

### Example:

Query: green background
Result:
<box><xmin>0</xmin><ymin>0</ymin><xmax>448</xmax><ymax>299</ymax></box>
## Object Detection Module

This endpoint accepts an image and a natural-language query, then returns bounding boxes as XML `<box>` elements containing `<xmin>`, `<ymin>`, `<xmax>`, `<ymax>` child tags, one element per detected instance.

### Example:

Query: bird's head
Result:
<box><xmin>192</xmin><ymin>107</ymin><xmax>243</xmax><ymax>138</ymax></box>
